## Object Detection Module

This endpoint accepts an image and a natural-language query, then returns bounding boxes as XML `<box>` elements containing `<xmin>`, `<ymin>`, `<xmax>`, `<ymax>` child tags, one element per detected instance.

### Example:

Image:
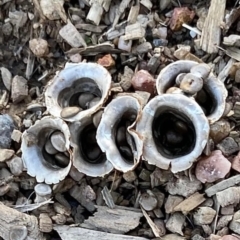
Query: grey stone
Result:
<box><xmin>11</xmin><ymin>75</ymin><xmax>28</xmax><ymax>103</ymax></box>
<box><xmin>0</xmin><ymin>114</ymin><xmax>15</xmax><ymax>149</ymax></box>
<box><xmin>216</xmin><ymin>137</ymin><xmax>239</xmax><ymax>156</ymax></box>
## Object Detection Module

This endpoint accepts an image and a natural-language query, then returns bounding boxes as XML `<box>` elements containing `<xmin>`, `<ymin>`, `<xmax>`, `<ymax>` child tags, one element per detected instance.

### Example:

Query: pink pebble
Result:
<box><xmin>131</xmin><ymin>70</ymin><xmax>156</xmax><ymax>95</ymax></box>
<box><xmin>195</xmin><ymin>150</ymin><xmax>231</xmax><ymax>183</ymax></box>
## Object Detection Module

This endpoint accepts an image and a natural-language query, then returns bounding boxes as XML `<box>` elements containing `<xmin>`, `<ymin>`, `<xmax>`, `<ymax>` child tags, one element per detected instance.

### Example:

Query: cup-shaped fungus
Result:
<box><xmin>45</xmin><ymin>62</ymin><xmax>111</xmax><ymax>122</ymax></box>
<box><xmin>136</xmin><ymin>94</ymin><xmax>209</xmax><ymax>173</ymax></box>
<box><xmin>96</xmin><ymin>96</ymin><xmax>143</xmax><ymax>172</ymax></box>
<box><xmin>21</xmin><ymin>116</ymin><xmax>71</xmax><ymax>184</ymax></box>
<box><xmin>156</xmin><ymin>60</ymin><xmax>227</xmax><ymax>124</ymax></box>
<box><xmin>69</xmin><ymin>114</ymin><xmax>113</xmax><ymax>177</ymax></box>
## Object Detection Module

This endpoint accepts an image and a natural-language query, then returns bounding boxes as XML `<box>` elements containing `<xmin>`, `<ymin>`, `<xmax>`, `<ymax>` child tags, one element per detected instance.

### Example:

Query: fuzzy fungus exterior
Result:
<box><xmin>136</xmin><ymin>94</ymin><xmax>209</xmax><ymax>173</ymax></box>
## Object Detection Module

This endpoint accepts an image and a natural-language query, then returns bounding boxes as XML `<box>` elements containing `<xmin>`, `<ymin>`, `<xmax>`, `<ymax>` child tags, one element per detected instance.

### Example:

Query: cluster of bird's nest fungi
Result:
<box><xmin>21</xmin><ymin>59</ymin><xmax>227</xmax><ymax>184</ymax></box>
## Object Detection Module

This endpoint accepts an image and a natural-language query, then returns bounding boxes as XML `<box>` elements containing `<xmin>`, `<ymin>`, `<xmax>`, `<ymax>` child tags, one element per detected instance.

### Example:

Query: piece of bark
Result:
<box><xmin>54</xmin><ymin>225</ymin><xmax>148</xmax><ymax>240</ymax></box>
<box><xmin>113</xmin><ymin>0</ymin><xmax>131</xmax><ymax>27</ymax></box>
<box><xmin>200</xmin><ymin>0</ymin><xmax>226</xmax><ymax>53</ymax></box>
<box><xmin>224</xmin><ymin>7</ymin><xmax>240</xmax><ymax>33</ymax></box>
<box><xmin>66</xmin><ymin>43</ymin><xmax>121</xmax><ymax>56</ymax></box>
<box><xmin>123</xmin><ymin>22</ymin><xmax>145</xmax><ymax>41</ymax></box>
<box><xmin>216</xmin><ymin>187</ymin><xmax>240</xmax><ymax>207</ymax></box>
<box><xmin>39</xmin><ymin>213</ymin><xmax>53</xmax><ymax>233</ymax></box>
<box><xmin>127</xmin><ymin>5</ymin><xmax>140</xmax><ymax>24</ymax></box>
<box><xmin>225</xmin><ymin>47</ymin><xmax>240</xmax><ymax>62</ymax></box>
<box><xmin>173</xmin><ymin>192</ymin><xmax>206</xmax><ymax>214</ymax></box>
<box><xmin>69</xmin><ymin>183</ymin><xmax>96</xmax><ymax>212</ymax></box>
<box><xmin>87</xmin><ymin>2</ymin><xmax>103</xmax><ymax>25</ymax></box>
<box><xmin>218</xmin><ymin>58</ymin><xmax>236</xmax><ymax>82</ymax></box>
<box><xmin>0</xmin><ymin>203</ymin><xmax>44</xmax><ymax>240</ymax></box>
<box><xmin>141</xmin><ymin>207</ymin><xmax>161</xmax><ymax>237</ymax></box>
<box><xmin>101</xmin><ymin>186</ymin><xmax>115</xmax><ymax>209</ymax></box>
<box><xmin>205</xmin><ymin>175</ymin><xmax>240</xmax><ymax>197</ymax></box>
<box><xmin>81</xmin><ymin>205</ymin><xmax>143</xmax><ymax>234</ymax></box>
<box><xmin>59</xmin><ymin>20</ymin><xmax>87</xmax><ymax>48</ymax></box>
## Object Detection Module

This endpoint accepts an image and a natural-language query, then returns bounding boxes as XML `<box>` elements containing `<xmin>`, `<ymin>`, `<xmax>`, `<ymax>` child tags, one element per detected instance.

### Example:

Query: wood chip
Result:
<box><xmin>101</xmin><ymin>186</ymin><xmax>115</xmax><ymax>209</ymax></box>
<box><xmin>173</xmin><ymin>192</ymin><xmax>206</xmax><ymax>214</ymax></box>
<box><xmin>200</xmin><ymin>0</ymin><xmax>226</xmax><ymax>53</ymax></box>
<box><xmin>81</xmin><ymin>206</ymin><xmax>143</xmax><ymax>234</ymax></box>
<box><xmin>216</xmin><ymin>187</ymin><xmax>240</xmax><ymax>207</ymax></box>
<box><xmin>59</xmin><ymin>20</ymin><xmax>87</xmax><ymax>48</ymax></box>
<box><xmin>205</xmin><ymin>175</ymin><xmax>240</xmax><ymax>197</ymax></box>
<box><xmin>123</xmin><ymin>22</ymin><xmax>146</xmax><ymax>41</ymax></box>
<box><xmin>66</xmin><ymin>43</ymin><xmax>121</xmax><ymax>56</ymax></box>
<box><xmin>0</xmin><ymin>203</ymin><xmax>44</xmax><ymax>239</ymax></box>
<box><xmin>54</xmin><ymin>225</ymin><xmax>148</xmax><ymax>240</ymax></box>
<box><xmin>141</xmin><ymin>207</ymin><xmax>161</xmax><ymax>238</ymax></box>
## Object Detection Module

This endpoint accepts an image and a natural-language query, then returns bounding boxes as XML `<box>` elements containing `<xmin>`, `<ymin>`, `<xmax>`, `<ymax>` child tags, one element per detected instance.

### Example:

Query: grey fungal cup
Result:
<box><xmin>96</xmin><ymin>95</ymin><xmax>143</xmax><ymax>172</ymax></box>
<box><xmin>45</xmin><ymin>62</ymin><xmax>111</xmax><ymax>122</ymax></box>
<box><xmin>136</xmin><ymin>94</ymin><xmax>210</xmax><ymax>173</ymax></box>
<box><xmin>69</xmin><ymin>115</ymin><xmax>113</xmax><ymax>177</ymax></box>
<box><xmin>156</xmin><ymin>60</ymin><xmax>227</xmax><ymax>124</ymax></box>
<box><xmin>21</xmin><ymin>116</ymin><xmax>71</xmax><ymax>184</ymax></box>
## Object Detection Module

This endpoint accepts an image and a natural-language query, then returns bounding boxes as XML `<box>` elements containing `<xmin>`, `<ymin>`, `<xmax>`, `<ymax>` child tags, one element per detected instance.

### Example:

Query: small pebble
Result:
<box><xmin>193</xmin><ymin>207</ymin><xmax>216</xmax><ymax>226</ymax></box>
<box><xmin>0</xmin><ymin>149</ymin><xmax>14</xmax><ymax>162</ymax></box>
<box><xmin>11</xmin><ymin>129</ymin><xmax>22</xmax><ymax>143</ymax></box>
<box><xmin>190</xmin><ymin>63</ymin><xmax>211</xmax><ymax>79</ymax></box>
<box><xmin>50</xmin><ymin>131</ymin><xmax>67</xmax><ymax>152</ymax></box>
<box><xmin>216</xmin><ymin>137</ymin><xmax>239</xmax><ymax>156</ymax></box>
<box><xmin>54</xmin><ymin>153</ymin><xmax>70</xmax><ymax>168</ymax></box>
<box><xmin>118</xmin><ymin>36</ymin><xmax>132</xmax><ymax>52</ymax></box>
<box><xmin>210</xmin><ymin>119</ymin><xmax>231</xmax><ymax>144</ymax></box>
<box><xmin>139</xmin><ymin>191</ymin><xmax>158</xmax><ymax>211</ymax></box>
<box><xmin>60</xmin><ymin>106</ymin><xmax>82</xmax><ymax>118</ymax></box>
<box><xmin>153</xmin><ymin>39</ymin><xmax>168</xmax><ymax>47</ymax></box>
<box><xmin>45</xmin><ymin>139</ymin><xmax>58</xmax><ymax>155</ymax></box>
<box><xmin>123</xmin><ymin>171</ymin><xmax>137</xmax><ymax>182</ymax></box>
<box><xmin>195</xmin><ymin>150</ymin><xmax>231</xmax><ymax>183</ymax></box>
<box><xmin>170</xmin><ymin>7</ymin><xmax>195</xmax><ymax>31</ymax></box>
<box><xmin>131</xmin><ymin>70</ymin><xmax>156</xmax><ymax>95</ymax></box>
<box><xmin>29</xmin><ymin>38</ymin><xmax>49</xmax><ymax>57</ymax></box>
<box><xmin>87</xmin><ymin>97</ymin><xmax>101</xmax><ymax>108</ymax></box>
<box><xmin>78</xmin><ymin>93</ymin><xmax>95</xmax><ymax>109</ymax></box>
<box><xmin>180</xmin><ymin>73</ymin><xmax>203</xmax><ymax>95</ymax></box>
<box><xmin>6</xmin><ymin>156</ymin><xmax>23</xmax><ymax>176</ymax></box>
<box><xmin>97</xmin><ymin>54</ymin><xmax>115</xmax><ymax>69</ymax></box>
<box><xmin>231</xmin><ymin>151</ymin><xmax>240</xmax><ymax>172</ymax></box>
<box><xmin>0</xmin><ymin>114</ymin><xmax>15</xmax><ymax>149</ymax></box>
